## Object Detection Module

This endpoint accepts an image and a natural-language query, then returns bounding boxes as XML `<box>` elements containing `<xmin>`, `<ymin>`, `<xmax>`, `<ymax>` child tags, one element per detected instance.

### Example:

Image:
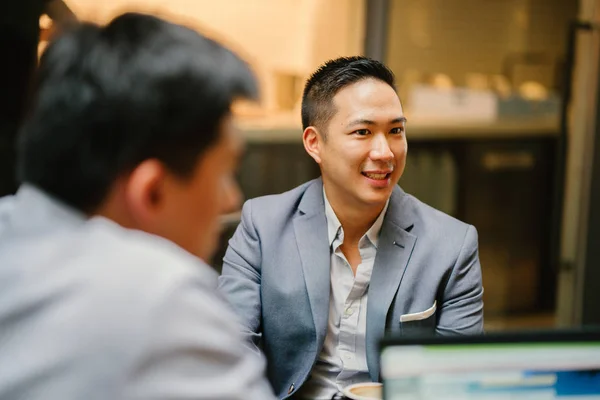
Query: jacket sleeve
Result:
<box><xmin>217</xmin><ymin>199</ymin><xmax>264</xmax><ymax>356</ymax></box>
<box><xmin>436</xmin><ymin>224</ymin><xmax>485</xmax><ymax>335</ymax></box>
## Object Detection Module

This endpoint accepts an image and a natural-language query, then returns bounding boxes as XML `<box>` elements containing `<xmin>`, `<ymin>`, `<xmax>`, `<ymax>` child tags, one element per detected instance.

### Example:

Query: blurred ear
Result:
<box><xmin>123</xmin><ymin>159</ymin><xmax>168</xmax><ymax>226</ymax></box>
<box><xmin>303</xmin><ymin>126</ymin><xmax>323</xmax><ymax>164</ymax></box>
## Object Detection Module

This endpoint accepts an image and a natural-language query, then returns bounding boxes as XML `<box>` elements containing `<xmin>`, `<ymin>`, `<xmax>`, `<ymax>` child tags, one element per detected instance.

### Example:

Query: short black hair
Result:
<box><xmin>17</xmin><ymin>12</ymin><xmax>258</xmax><ymax>213</ymax></box>
<box><xmin>301</xmin><ymin>56</ymin><xmax>396</xmax><ymax>132</ymax></box>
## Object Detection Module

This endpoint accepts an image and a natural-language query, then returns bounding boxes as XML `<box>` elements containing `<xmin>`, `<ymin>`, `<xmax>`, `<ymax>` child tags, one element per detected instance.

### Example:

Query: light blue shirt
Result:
<box><xmin>0</xmin><ymin>185</ymin><xmax>275</xmax><ymax>399</ymax></box>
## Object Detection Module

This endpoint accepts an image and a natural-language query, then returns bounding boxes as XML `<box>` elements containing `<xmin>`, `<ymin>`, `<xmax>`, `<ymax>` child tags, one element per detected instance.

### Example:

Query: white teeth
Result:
<box><xmin>365</xmin><ymin>173</ymin><xmax>387</xmax><ymax>180</ymax></box>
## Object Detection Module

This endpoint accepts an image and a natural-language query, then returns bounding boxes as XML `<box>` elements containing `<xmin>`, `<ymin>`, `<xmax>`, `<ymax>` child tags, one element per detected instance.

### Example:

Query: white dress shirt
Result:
<box><xmin>298</xmin><ymin>189</ymin><xmax>389</xmax><ymax>399</ymax></box>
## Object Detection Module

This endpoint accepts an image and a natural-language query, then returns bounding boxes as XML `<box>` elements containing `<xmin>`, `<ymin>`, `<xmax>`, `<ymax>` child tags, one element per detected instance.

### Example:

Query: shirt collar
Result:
<box><xmin>323</xmin><ymin>188</ymin><xmax>389</xmax><ymax>249</ymax></box>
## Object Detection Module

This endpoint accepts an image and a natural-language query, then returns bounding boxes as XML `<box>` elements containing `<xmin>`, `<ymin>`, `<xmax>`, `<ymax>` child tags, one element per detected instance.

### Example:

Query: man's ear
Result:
<box><xmin>303</xmin><ymin>126</ymin><xmax>323</xmax><ymax>164</ymax></box>
<box><xmin>123</xmin><ymin>159</ymin><xmax>167</xmax><ymax>225</ymax></box>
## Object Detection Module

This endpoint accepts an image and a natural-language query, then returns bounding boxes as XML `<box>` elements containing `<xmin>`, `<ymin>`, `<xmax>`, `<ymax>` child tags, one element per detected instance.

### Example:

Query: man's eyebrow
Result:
<box><xmin>346</xmin><ymin>116</ymin><xmax>406</xmax><ymax>128</ymax></box>
<box><xmin>346</xmin><ymin>119</ymin><xmax>376</xmax><ymax>128</ymax></box>
<box><xmin>391</xmin><ymin>117</ymin><xmax>407</xmax><ymax>124</ymax></box>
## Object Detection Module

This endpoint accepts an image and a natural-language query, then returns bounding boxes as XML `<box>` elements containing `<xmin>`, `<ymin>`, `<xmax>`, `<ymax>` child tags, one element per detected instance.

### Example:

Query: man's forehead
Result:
<box><xmin>332</xmin><ymin>80</ymin><xmax>400</xmax><ymax>111</ymax></box>
<box><xmin>333</xmin><ymin>98</ymin><xmax>403</xmax><ymax>125</ymax></box>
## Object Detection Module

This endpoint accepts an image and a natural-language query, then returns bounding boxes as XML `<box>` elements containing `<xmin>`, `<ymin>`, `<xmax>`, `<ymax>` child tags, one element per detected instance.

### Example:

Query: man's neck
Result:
<box><xmin>93</xmin><ymin>184</ymin><xmax>137</xmax><ymax>230</ymax></box>
<box><xmin>324</xmin><ymin>187</ymin><xmax>386</xmax><ymax>245</ymax></box>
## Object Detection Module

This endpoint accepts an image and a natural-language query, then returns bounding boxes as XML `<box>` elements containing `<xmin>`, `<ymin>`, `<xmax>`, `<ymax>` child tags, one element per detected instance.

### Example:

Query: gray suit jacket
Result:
<box><xmin>219</xmin><ymin>178</ymin><xmax>484</xmax><ymax>399</ymax></box>
<box><xmin>0</xmin><ymin>185</ymin><xmax>275</xmax><ymax>399</ymax></box>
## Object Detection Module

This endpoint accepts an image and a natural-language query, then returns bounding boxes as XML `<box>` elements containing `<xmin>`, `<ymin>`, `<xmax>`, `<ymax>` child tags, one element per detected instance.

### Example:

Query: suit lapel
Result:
<box><xmin>366</xmin><ymin>187</ymin><xmax>417</xmax><ymax>380</ymax></box>
<box><xmin>293</xmin><ymin>179</ymin><xmax>331</xmax><ymax>353</ymax></box>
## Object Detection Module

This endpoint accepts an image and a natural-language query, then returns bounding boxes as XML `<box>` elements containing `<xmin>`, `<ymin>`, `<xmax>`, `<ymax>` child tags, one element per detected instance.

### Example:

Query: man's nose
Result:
<box><xmin>370</xmin><ymin>134</ymin><xmax>394</xmax><ymax>161</ymax></box>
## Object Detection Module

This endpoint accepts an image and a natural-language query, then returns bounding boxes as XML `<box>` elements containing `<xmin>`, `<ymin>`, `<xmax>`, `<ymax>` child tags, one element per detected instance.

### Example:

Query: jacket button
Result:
<box><xmin>288</xmin><ymin>383</ymin><xmax>295</xmax><ymax>394</ymax></box>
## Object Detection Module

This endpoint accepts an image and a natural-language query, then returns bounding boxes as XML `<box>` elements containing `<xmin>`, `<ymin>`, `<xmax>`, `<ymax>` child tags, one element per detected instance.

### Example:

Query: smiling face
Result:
<box><xmin>304</xmin><ymin>78</ymin><xmax>407</xmax><ymax>212</ymax></box>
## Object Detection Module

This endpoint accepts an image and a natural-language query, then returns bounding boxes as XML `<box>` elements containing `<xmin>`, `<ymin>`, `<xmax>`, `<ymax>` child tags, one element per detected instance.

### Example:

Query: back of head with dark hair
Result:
<box><xmin>17</xmin><ymin>12</ymin><xmax>258</xmax><ymax>212</ymax></box>
<box><xmin>301</xmin><ymin>56</ymin><xmax>396</xmax><ymax>133</ymax></box>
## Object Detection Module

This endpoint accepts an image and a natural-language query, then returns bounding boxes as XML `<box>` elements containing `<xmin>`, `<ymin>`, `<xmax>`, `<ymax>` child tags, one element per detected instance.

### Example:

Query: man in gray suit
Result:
<box><xmin>218</xmin><ymin>57</ymin><xmax>484</xmax><ymax>399</ymax></box>
<box><xmin>0</xmin><ymin>13</ymin><xmax>274</xmax><ymax>399</ymax></box>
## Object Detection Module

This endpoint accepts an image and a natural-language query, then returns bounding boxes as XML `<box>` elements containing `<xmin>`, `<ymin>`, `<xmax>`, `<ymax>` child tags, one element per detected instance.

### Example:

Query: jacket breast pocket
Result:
<box><xmin>400</xmin><ymin>301</ymin><xmax>437</xmax><ymax>335</ymax></box>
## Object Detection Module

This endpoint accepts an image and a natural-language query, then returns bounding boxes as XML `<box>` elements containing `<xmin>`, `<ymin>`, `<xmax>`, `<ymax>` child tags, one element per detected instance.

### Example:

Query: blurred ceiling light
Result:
<box><xmin>519</xmin><ymin>81</ymin><xmax>548</xmax><ymax>101</ymax></box>
<box><xmin>40</xmin><ymin>14</ymin><xmax>52</xmax><ymax>29</ymax></box>
<box><xmin>430</xmin><ymin>74</ymin><xmax>454</xmax><ymax>90</ymax></box>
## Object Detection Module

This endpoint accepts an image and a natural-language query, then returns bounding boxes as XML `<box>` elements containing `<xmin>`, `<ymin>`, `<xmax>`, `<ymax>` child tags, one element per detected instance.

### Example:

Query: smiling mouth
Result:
<box><xmin>362</xmin><ymin>172</ymin><xmax>391</xmax><ymax>180</ymax></box>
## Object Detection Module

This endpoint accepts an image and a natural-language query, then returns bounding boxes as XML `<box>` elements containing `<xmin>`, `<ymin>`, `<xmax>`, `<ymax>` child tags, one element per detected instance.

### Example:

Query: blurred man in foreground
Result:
<box><xmin>0</xmin><ymin>12</ymin><xmax>274</xmax><ymax>399</ymax></box>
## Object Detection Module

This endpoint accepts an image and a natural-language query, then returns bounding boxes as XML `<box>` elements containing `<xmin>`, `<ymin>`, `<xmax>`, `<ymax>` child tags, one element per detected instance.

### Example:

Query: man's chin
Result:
<box><xmin>356</xmin><ymin>191</ymin><xmax>392</xmax><ymax>208</ymax></box>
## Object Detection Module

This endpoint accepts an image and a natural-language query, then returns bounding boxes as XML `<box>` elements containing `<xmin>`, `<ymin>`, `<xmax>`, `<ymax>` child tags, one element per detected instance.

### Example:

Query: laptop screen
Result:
<box><xmin>380</xmin><ymin>331</ymin><xmax>600</xmax><ymax>400</ymax></box>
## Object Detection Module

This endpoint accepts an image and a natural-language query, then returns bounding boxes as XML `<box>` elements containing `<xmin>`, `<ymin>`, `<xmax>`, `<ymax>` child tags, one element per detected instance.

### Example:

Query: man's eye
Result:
<box><xmin>390</xmin><ymin>127</ymin><xmax>405</xmax><ymax>134</ymax></box>
<box><xmin>354</xmin><ymin>129</ymin><xmax>370</xmax><ymax>136</ymax></box>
